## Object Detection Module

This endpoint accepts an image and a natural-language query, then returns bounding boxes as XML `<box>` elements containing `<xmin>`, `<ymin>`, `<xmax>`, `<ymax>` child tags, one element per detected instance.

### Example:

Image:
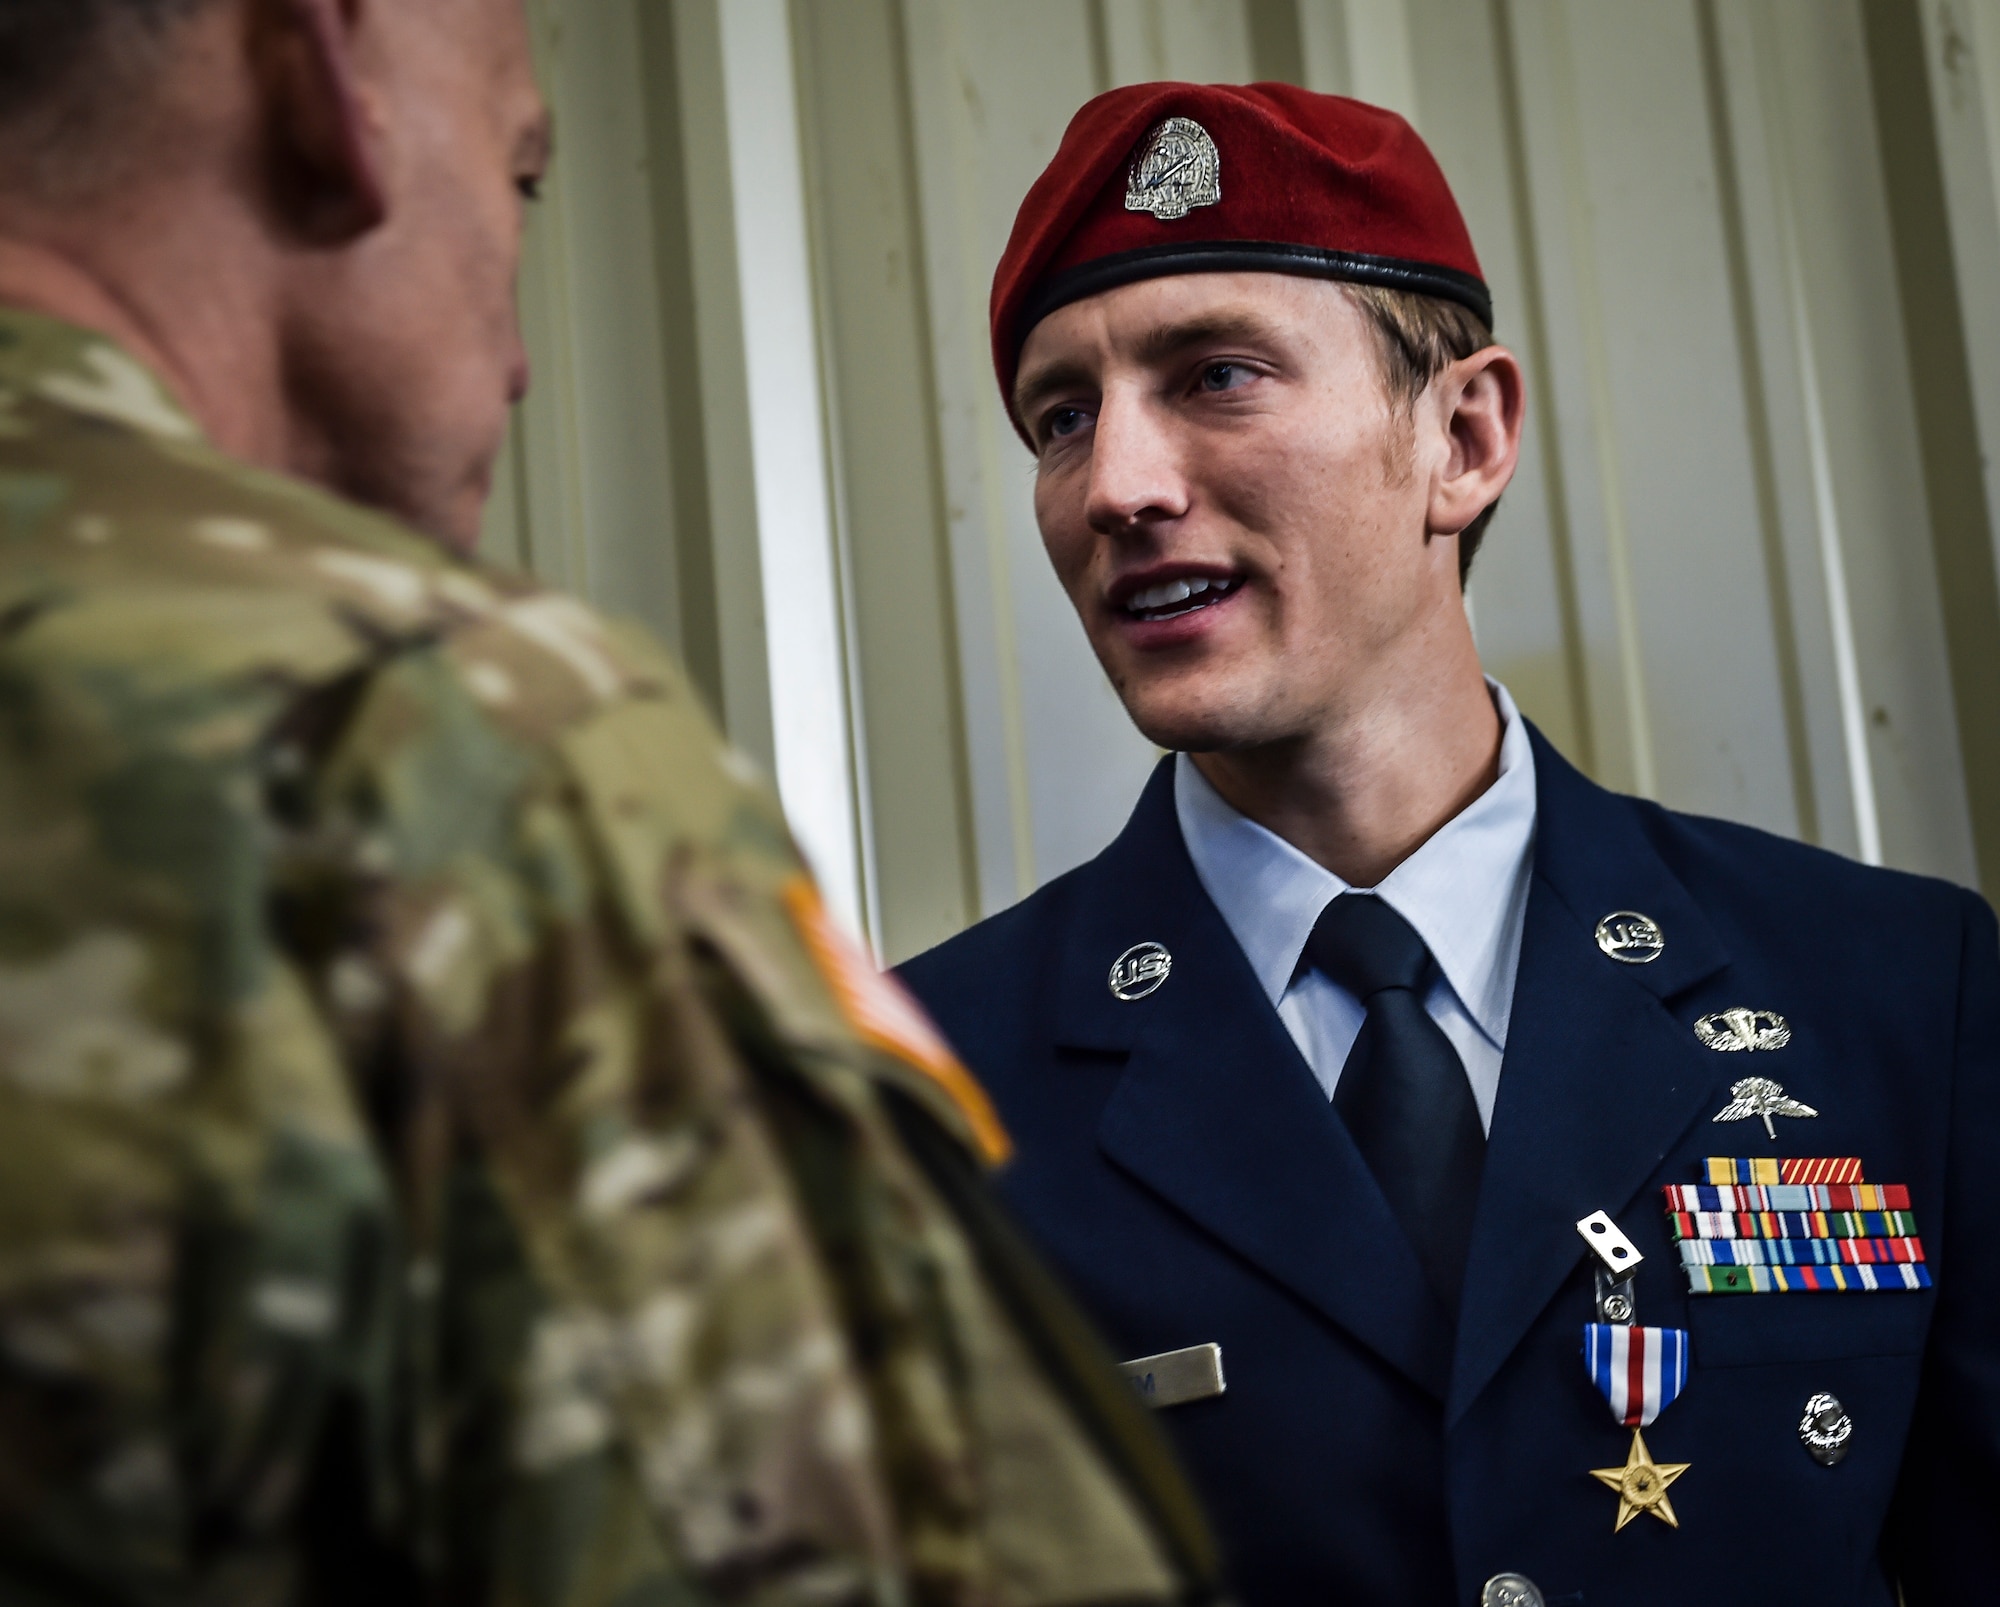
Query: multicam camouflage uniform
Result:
<box><xmin>0</xmin><ymin>307</ymin><xmax>1217</xmax><ymax>1607</ymax></box>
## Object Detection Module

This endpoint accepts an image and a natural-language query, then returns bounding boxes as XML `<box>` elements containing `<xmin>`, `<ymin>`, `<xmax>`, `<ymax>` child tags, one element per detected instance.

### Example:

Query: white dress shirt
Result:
<box><xmin>1174</xmin><ymin>681</ymin><xmax>1539</xmax><ymax>1133</ymax></box>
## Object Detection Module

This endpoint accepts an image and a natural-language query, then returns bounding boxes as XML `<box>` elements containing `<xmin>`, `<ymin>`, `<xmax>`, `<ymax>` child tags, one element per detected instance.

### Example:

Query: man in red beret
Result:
<box><xmin>900</xmin><ymin>82</ymin><xmax>2000</xmax><ymax>1606</ymax></box>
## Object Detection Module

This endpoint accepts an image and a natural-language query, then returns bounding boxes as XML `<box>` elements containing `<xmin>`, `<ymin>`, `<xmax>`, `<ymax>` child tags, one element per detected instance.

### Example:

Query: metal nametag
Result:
<box><xmin>1120</xmin><ymin>1342</ymin><xmax>1225</xmax><ymax>1408</ymax></box>
<box><xmin>1576</xmin><ymin>1210</ymin><xmax>1645</xmax><ymax>1278</ymax></box>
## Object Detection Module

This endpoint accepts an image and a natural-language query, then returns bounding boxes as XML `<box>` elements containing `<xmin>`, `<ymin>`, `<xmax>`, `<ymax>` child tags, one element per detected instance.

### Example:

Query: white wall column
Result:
<box><xmin>676</xmin><ymin>0</ymin><xmax>871</xmax><ymax>936</ymax></box>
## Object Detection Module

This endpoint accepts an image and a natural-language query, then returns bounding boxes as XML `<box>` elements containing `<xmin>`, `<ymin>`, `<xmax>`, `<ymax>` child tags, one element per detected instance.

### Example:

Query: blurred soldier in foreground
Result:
<box><xmin>0</xmin><ymin>2</ymin><xmax>1218</xmax><ymax>1603</ymax></box>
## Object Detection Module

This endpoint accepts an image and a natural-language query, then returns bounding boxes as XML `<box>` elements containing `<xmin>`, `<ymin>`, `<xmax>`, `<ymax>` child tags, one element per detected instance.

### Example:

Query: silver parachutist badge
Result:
<box><xmin>1124</xmin><ymin>117</ymin><xmax>1221</xmax><ymax>221</ymax></box>
<box><xmin>1694</xmin><ymin>1007</ymin><xmax>1791</xmax><ymax>1053</ymax></box>
<box><xmin>1711</xmin><ymin>1075</ymin><xmax>1818</xmax><ymax>1140</ymax></box>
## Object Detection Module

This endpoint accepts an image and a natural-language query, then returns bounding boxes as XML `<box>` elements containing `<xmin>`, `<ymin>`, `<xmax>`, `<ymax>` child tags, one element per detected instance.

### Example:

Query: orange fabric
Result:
<box><xmin>783</xmin><ymin>877</ymin><xmax>1013</xmax><ymax>1166</ymax></box>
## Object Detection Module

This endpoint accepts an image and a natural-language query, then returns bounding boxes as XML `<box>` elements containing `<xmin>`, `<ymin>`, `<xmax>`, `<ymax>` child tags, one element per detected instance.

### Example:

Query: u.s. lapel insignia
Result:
<box><xmin>1591</xmin><ymin>1429</ymin><xmax>1691</xmax><ymax>1531</ymax></box>
<box><xmin>1108</xmin><ymin>941</ymin><xmax>1172</xmax><ymax>1001</ymax></box>
<box><xmin>1125</xmin><ymin>117</ymin><xmax>1221</xmax><ymax>220</ymax></box>
<box><xmin>1694</xmin><ymin>1007</ymin><xmax>1790</xmax><ymax>1052</ymax></box>
<box><xmin>1595</xmin><ymin>910</ymin><xmax>1664</xmax><ymax>963</ymax></box>
<box><xmin>1711</xmin><ymin>1076</ymin><xmax>1817</xmax><ymax>1139</ymax></box>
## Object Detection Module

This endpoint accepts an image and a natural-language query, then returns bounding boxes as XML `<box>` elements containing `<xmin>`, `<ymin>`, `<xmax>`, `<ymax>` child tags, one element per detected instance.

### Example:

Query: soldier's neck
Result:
<box><xmin>1189</xmin><ymin>613</ymin><xmax>1502</xmax><ymax>890</ymax></box>
<box><xmin>0</xmin><ymin>232</ymin><xmax>284</xmax><ymax>471</ymax></box>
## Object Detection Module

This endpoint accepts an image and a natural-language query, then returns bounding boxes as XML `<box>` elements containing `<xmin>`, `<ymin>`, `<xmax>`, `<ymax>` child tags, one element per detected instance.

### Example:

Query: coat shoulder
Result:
<box><xmin>1632</xmin><ymin>794</ymin><xmax>1984</xmax><ymax>934</ymax></box>
<box><xmin>900</xmin><ymin>862</ymin><xmax>1090</xmax><ymax>1027</ymax></box>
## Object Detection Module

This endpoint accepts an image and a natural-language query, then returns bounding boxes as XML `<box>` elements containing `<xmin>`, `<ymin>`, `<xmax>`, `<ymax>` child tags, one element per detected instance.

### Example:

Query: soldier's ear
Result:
<box><xmin>1425</xmin><ymin>344</ymin><xmax>1524</xmax><ymax>546</ymax></box>
<box><xmin>251</xmin><ymin>0</ymin><xmax>388</xmax><ymax>243</ymax></box>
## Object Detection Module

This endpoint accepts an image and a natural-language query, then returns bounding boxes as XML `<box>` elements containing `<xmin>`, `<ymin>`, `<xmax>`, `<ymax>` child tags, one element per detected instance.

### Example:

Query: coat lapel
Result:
<box><xmin>1448</xmin><ymin>731</ymin><xmax>1731</xmax><ymax>1426</ymax></box>
<box><xmin>1062</xmin><ymin>760</ymin><xmax>1454</xmax><ymax>1401</ymax></box>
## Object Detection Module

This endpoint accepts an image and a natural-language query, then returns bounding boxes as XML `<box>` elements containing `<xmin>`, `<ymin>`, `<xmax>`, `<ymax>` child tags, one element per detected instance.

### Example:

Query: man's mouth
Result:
<box><xmin>1120</xmin><ymin>574</ymin><xmax>1244</xmax><ymax>622</ymax></box>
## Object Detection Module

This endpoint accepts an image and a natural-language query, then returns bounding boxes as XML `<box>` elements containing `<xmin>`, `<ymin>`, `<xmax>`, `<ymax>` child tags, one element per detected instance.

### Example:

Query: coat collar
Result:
<box><xmin>1053</xmin><ymin>729</ymin><xmax>1733</xmax><ymax>1418</ymax></box>
<box><xmin>1448</xmin><ymin>727</ymin><xmax>1730</xmax><ymax>1424</ymax></box>
<box><xmin>1173</xmin><ymin>678</ymin><xmax>1538</xmax><ymax>1053</ymax></box>
<box><xmin>1058</xmin><ymin>757</ymin><xmax>1455</xmax><ymax>1399</ymax></box>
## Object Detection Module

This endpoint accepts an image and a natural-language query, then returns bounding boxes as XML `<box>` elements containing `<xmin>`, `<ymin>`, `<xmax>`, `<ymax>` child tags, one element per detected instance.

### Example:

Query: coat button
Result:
<box><xmin>1482</xmin><ymin>1576</ymin><xmax>1545</xmax><ymax>1607</ymax></box>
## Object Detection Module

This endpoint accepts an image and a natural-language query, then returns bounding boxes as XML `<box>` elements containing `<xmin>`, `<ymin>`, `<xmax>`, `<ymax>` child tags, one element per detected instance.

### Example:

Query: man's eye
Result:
<box><xmin>1046</xmin><ymin>406</ymin><xmax>1089</xmax><ymax>440</ymax></box>
<box><xmin>517</xmin><ymin>175</ymin><xmax>544</xmax><ymax>203</ymax></box>
<box><xmin>1199</xmin><ymin>362</ymin><xmax>1251</xmax><ymax>392</ymax></box>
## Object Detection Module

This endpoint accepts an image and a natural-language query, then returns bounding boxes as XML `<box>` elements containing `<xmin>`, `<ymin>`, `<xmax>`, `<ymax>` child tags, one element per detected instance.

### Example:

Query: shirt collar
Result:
<box><xmin>1174</xmin><ymin>679</ymin><xmax>1539</xmax><ymax>1049</ymax></box>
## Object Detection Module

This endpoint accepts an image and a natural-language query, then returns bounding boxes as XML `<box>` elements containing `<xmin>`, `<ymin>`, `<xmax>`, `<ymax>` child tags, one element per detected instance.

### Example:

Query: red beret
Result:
<box><xmin>991</xmin><ymin>81</ymin><xmax>1489</xmax><ymax>432</ymax></box>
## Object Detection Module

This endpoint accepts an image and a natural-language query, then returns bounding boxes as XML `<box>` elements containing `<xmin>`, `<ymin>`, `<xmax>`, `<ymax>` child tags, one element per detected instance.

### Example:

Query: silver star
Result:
<box><xmin>1711</xmin><ymin>1076</ymin><xmax>1819</xmax><ymax>1140</ymax></box>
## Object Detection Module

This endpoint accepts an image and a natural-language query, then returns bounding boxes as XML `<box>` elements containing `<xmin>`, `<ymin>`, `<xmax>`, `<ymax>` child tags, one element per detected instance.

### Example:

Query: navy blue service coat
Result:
<box><xmin>898</xmin><ymin>729</ymin><xmax>2000</xmax><ymax>1607</ymax></box>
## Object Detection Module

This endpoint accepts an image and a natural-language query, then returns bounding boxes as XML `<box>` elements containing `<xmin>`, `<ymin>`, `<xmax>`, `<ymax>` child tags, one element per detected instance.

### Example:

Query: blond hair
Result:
<box><xmin>1345</xmin><ymin>283</ymin><xmax>1501</xmax><ymax>586</ymax></box>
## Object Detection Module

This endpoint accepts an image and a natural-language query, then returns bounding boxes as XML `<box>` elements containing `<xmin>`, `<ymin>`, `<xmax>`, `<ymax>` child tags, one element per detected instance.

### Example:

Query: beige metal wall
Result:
<box><xmin>483</xmin><ymin>0</ymin><xmax>2000</xmax><ymax>964</ymax></box>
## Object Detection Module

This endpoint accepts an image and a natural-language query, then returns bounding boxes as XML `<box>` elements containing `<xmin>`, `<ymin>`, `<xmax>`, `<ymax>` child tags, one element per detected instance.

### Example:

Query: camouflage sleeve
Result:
<box><xmin>0</xmin><ymin>309</ymin><xmax>1212</xmax><ymax>1604</ymax></box>
<box><xmin>0</xmin><ymin>548</ymin><xmax>1208</xmax><ymax>1607</ymax></box>
<box><xmin>0</xmin><ymin>605</ymin><xmax>406</xmax><ymax>1605</ymax></box>
<box><xmin>298</xmin><ymin>605</ymin><xmax>1207</xmax><ymax>1607</ymax></box>
<box><xmin>267</xmin><ymin>602</ymin><xmax>933</xmax><ymax>1603</ymax></box>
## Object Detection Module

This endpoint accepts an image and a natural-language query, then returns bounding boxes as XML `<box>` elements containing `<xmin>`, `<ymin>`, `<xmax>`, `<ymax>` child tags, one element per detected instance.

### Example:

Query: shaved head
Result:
<box><xmin>0</xmin><ymin>0</ymin><xmax>213</xmax><ymax>193</ymax></box>
<box><xmin>0</xmin><ymin>0</ymin><xmax>548</xmax><ymax>549</ymax></box>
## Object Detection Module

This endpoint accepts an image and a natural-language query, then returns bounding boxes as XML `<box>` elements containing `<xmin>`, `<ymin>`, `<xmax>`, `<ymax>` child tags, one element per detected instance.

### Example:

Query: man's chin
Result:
<box><xmin>403</xmin><ymin>473</ymin><xmax>490</xmax><ymax>556</ymax></box>
<box><xmin>1115</xmin><ymin>687</ymin><xmax>1284</xmax><ymax>757</ymax></box>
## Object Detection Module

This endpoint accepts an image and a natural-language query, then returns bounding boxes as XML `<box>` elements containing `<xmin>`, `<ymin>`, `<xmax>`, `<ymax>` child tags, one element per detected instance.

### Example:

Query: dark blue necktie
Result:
<box><xmin>1303</xmin><ymin>893</ymin><xmax>1486</xmax><ymax>1317</ymax></box>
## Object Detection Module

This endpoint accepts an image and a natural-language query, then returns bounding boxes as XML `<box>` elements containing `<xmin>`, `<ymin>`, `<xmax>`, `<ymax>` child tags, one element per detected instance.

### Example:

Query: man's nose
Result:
<box><xmin>1084</xmin><ymin>389</ymin><xmax>1191</xmax><ymax>534</ymax></box>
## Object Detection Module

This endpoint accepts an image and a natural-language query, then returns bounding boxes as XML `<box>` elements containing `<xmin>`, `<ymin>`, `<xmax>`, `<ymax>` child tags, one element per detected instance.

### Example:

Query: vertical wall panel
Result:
<box><xmin>901</xmin><ymin>0</ymin><xmax>1164</xmax><ymax>911</ymax></box>
<box><xmin>481</xmin><ymin>0</ymin><xmax>682</xmax><ymax>650</ymax></box>
<box><xmin>1101</xmin><ymin>0</ymin><xmax>1255</xmax><ymax>83</ymax></box>
<box><xmin>1753</xmin><ymin>1</ymin><xmax>1976</xmax><ymax>880</ymax></box>
<box><xmin>1932</xmin><ymin>0</ymin><xmax>2000</xmax><ymax>620</ymax></box>
<box><xmin>1865</xmin><ymin>0</ymin><xmax>2000</xmax><ymax>887</ymax></box>
<box><xmin>1407</xmin><ymin>0</ymin><xmax>1592</xmax><ymax>764</ymax></box>
<box><xmin>794</xmin><ymin>0</ymin><xmax>981</xmax><ymax>962</ymax></box>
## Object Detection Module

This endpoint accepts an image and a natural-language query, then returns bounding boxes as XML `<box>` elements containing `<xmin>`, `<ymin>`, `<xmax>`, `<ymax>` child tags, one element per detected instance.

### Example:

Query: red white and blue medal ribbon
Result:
<box><xmin>1583</xmin><ymin>1322</ymin><xmax>1688</xmax><ymax>1428</ymax></box>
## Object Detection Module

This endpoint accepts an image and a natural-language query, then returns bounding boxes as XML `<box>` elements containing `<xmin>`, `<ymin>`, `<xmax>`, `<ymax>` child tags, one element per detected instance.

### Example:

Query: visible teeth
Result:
<box><xmin>1128</xmin><ymin>576</ymin><xmax>1218</xmax><ymax>612</ymax></box>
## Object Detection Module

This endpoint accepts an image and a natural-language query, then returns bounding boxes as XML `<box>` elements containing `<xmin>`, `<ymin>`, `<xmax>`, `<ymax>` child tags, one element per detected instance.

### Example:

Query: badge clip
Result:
<box><xmin>1596</xmin><ymin>1266</ymin><xmax>1637</xmax><ymax>1324</ymax></box>
<box><xmin>1576</xmin><ymin>1209</ymin><xmax>1645</xmax><ymax>1278</ymax></box>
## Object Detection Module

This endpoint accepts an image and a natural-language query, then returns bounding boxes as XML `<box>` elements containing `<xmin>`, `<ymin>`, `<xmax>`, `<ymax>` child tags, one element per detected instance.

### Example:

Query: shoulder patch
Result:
<box><xmin>782</xmin><ymin>877</ymin><xmax>1011</xmax><ymax>1166</ymax></box>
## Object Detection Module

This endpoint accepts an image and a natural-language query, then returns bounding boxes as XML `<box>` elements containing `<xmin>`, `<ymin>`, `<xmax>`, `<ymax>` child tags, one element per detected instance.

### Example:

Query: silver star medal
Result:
<box><xmin>1125</xmin><ymin>117</ymin><xmax>1221</xmax><ymax>221</ymax></box>
<box><xmin>1711</xmin><ymin>1076</ymin><xmax>1819</xmax><ymax>1140</ymax></box>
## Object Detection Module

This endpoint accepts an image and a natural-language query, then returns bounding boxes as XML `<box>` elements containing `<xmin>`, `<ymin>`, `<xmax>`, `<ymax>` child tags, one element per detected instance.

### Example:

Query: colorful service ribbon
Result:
<box><xmin>1704</xmin><ymin>1157</ymin><xmax>1862</xmax><ymax>1185</ymax></box>
<box><xmin>1685</xmin><ymin>1262</ymin><xmax>1931</xmax><ymax>1294</ymax></box>
<box><xmin>1670</xmin><ymin>1160</ymin><xmax>1928</xmax><ymax>1295</ymax></box>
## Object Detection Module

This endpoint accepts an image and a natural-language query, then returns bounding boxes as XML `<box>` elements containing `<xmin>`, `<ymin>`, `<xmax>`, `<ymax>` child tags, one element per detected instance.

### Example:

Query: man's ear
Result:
<box><xmin>1426</xmin><ymin>344</ymin><xmax>1525</xmax><ymax>539</ymax></box>
<box><xmin>252</xmin><ymin>0</ymin><xmax>387</xmax><ymax>242</ymax></box>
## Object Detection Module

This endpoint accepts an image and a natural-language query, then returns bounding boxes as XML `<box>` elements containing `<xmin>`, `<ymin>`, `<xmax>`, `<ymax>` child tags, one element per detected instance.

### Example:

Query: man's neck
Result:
<box><xmin>0</xmin><ymin>227</ymin><xmax>284</xmax><ymax>469</ymax></box>
<box><xmin>1190</xmin><ymin>626</ymin><xmax>1503</xmax><ymax>889</ymax></box>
